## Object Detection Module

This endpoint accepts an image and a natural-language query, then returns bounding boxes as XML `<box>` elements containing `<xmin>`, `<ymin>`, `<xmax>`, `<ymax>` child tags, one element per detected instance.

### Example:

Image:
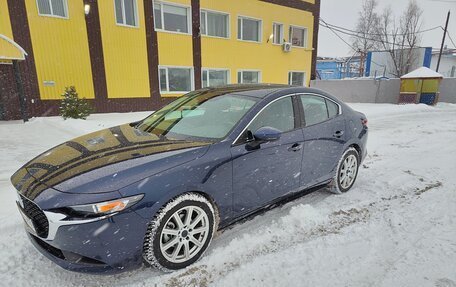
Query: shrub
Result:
<box><xmin>59</xmin><ymin>86</ymin><xmax>93</xmax><ymax>120</ymax></box>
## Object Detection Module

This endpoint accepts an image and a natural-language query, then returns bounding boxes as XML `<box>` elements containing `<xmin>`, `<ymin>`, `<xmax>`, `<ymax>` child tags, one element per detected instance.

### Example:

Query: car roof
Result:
<box><xmin>202</xmin><ymin>84</ymin><xmax>331</xmax><ymax>99</ymax></box>
<box><xmin>199</xmin><ymin>84</ymin><xmax>285</xmax><ymax>98</ymax></box>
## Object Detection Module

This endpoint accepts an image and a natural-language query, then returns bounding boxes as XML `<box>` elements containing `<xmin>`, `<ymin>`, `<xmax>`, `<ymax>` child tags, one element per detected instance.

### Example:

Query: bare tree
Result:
<box><xmin>377</xmin><ymin>0</ymin><xmax>423</xmax><ymax>77</ymax></box>
<box><xmin>352</xmin><ymin>0</ymin><xmax>381</xmax><ymax>76</ymax></box>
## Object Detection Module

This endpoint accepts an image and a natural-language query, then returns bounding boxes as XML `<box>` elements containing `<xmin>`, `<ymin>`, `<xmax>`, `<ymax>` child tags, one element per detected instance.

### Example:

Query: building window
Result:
<box><xmin>289</xmin><ymin>26</ymin><xmax>307</xmax><ymax>47</ymax></box>
<box><xmin>272</xmin><ymin>23</ymin><xmax>283</xmax><ymax>44</ymax></box>
<box><xmin>154</xmin><ymin>2</ymin><xmax>190</xmax><ymax>34</ymax></box>
<box><xmin>288</xmin><ymin>72</ymin><xmax>306</xmax><ymax>86</ymax></box>
<box><xmin>36</xmin><ymin>0</ymin><xmax>68</xmax><ymax>18</ymax></box>
<box><xmin>159</xmin><ymin>66</ymin><xmax>193</xmax><ymax>93</ymax></box>
<box><xmin>115</xmin><ymin>0</ymin><xmax>138</xmax><ymax>27</ymax></box>
<box><xmin>237</xmin><ymin>16</ymin><xmax>261</xmax><ymax>42</ymax></box>
<box><xmin>202</xmin><ymin>69</ymin><xmax>229</xmax><ymax>88</ymax></box>
<box><xmin>238</xmin><ymin>70</ymin><xmax>260</xmax><ymax>84</ymax></box>
<box><xmin>200</xmin><ymin>10</ymin><xmax>229</xmax><ymax>38</ymax></box>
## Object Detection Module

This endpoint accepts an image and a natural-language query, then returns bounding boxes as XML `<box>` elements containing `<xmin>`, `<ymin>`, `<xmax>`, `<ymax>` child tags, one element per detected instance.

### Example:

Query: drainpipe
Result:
<box><xmin>12</xmin><ymin>60</ymin><xmax>28</xmax><ymax>122</ymax></box>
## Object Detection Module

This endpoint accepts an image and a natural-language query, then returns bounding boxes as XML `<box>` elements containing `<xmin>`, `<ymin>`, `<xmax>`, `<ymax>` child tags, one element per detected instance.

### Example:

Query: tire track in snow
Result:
<box><xmin>160</xmin><ymin>178</ymin><xmax>443</xmax><ymax>287</ymax></box>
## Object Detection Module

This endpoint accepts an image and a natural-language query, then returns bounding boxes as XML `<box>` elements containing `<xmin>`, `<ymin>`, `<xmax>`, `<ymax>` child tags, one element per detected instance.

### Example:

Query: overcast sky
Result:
<box><xmin>318</xmin><ymin>0</ymin><xmax>455</xmax><ymax>57</ymax></box>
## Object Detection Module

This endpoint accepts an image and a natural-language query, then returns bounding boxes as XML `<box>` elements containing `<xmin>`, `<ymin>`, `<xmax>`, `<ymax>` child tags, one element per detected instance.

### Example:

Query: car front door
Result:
<box><xmin>230</xmin><ymin>96</ymin><xmax>304</xmax><ymax>217</ymax></box>
<box><xmin>298</xmin><ymin>94</ymin><xmax>346</xmax><ymax>187</ymax></box>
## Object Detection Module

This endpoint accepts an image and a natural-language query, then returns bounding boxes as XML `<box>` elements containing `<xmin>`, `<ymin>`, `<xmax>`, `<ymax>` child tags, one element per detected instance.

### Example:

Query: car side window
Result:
<box><xmin>326</xmin><ymin>99</ymin><xmax>339</xmax><ymax>118</ymax></box>
<box><xmin>300</xmin><ymin>95</ymin><xmax>329</xmax><ymax>126</ymax></box>
<box><xmin>248</xmin><ymin>97</ymin><xmax>295</xmax><ymax>134</ymax></box>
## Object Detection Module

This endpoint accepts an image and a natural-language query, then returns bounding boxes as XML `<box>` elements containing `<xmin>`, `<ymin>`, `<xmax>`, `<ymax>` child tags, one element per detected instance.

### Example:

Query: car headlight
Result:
<box><xmin>69</xmin><ymin>194</ymin><xmax>144</xmax><ymax>217</ymax></box>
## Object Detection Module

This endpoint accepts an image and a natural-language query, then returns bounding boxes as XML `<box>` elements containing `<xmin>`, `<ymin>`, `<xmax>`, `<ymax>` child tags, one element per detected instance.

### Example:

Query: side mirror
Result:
<box><xmin>253</xmin><ymin>126</ymin><xmax>282</xmax><ymax>142</ymax></box>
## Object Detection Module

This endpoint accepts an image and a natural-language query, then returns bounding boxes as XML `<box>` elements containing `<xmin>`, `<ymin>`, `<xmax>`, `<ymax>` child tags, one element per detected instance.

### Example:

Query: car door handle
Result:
<box><xmin>333</xmin><ymin>130</ymin><xmax>344</xmax><ymax>138</ymax></box>
<box><xmin>288</xmin><ymin>143</ymin><xmax>302</xmax><ymax>152</ymax></box>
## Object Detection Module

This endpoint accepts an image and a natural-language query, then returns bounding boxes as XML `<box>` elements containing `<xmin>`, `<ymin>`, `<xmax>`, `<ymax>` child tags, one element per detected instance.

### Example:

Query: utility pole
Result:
<box><xmin>436</xmin><ymin>10</ymin><xmax>450</xmax><ymax>73</ymax></box>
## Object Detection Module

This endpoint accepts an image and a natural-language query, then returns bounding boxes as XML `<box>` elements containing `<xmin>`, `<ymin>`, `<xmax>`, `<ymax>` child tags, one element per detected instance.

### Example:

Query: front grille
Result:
<box><xmin>20</xmin><ymin>195</ymin><xmax>49</xmax><ymax>238</ymax></box>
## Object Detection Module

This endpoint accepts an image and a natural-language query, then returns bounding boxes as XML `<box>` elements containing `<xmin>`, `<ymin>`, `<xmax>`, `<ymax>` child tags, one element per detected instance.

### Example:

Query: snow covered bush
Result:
<box><xmin>59</xmin><ymin>86</ymin><xmax>93</xmax><ymax>120</ymax></box>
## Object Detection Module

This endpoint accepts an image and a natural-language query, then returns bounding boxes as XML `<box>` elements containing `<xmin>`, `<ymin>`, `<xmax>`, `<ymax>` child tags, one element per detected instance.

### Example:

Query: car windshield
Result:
<box><xmin>136</xmin><ymin>91</ymin><xmax>258</xmax><ymax>141</ymax></box>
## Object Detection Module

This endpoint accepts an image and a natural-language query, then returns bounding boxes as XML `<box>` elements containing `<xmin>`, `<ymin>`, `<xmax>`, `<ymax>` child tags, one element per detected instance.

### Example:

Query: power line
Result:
<box><xmin>322</xmin><ymin>20</ymin><xmax>442</xmax><ymax>37</ymax></box>
<box><xmin>320</xmin><ymin>20</ymin><xmax>358</xmax><ymax>52</ymax></box>
<box><xmin>321</xmin><ymin>18</ymin><xmax>456</xmax><ymax>51</ymax></box>
<box><xmin>320</xmin><ymin>19</ymin><xmax>428</xmax><ymax>49</ymax></box>
<box><xmin>319</xmin><ymin>19</ymin><xmax>385</xmax><ymax>72</ymax></box>
<box><xmin>444</xmin><ymin>29</ymin><xmax>456</xmax><ymax>48</ymax></box>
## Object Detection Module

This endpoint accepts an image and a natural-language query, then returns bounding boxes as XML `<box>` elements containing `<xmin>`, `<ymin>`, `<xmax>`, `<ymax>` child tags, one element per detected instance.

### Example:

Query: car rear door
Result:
<box><xmin>298</xmin><ymin>94</ymin><xmax>346</xmax><ymax>187</ymax></box>
<box><xmin>230</xmin><ymin>95</ymin><xmax>304</xmax><ymax>217</ymax></box>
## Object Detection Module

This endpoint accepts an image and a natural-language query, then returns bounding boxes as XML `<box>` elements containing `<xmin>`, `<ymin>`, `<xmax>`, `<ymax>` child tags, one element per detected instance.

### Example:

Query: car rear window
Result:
<box><xmin>326</xmin><ymin>99</ymin><xmax>339</xmax><ymax>118</ymax></box>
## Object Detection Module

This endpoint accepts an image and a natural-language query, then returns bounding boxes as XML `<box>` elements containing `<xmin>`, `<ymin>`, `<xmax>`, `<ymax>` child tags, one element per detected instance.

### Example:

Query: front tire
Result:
<box><xmin>143</xmin><ymin>193</ymin><xmax>216</xmax><ymax>271</ymax></box>
<box><xmin>328</xmin><ymin>147</ymin><xmax>359</xmax><ymax>194</ymax></box>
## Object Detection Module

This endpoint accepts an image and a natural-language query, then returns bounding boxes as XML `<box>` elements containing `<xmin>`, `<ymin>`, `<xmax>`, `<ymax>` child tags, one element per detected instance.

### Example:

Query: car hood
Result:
<box><xmin>11</xmin><ymin>124</ymin><xmax>211</xmax><ymax>200</ymax></box>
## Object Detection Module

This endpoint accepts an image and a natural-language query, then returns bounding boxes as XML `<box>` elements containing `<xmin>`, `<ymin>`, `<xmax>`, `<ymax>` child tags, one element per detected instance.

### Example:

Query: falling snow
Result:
<box><xmin>0</xmin><ymin>104</ymin><xmax>456</xmax><ymax>286</ymax></box>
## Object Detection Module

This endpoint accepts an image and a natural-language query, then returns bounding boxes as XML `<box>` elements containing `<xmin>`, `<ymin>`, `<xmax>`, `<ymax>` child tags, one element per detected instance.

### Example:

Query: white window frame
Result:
<box><xmin>288</xmin><ymin>71</ymin><xmax>307</xmax><ymax>86</ymax></box>
<box><xmin>114</xmin><ymin>0</ymin><xmax>139</xmax><ymax>28</ymax></box>
<box><xmin>36</xmin><ymin>0</ymin><xmax>69</xmax><ymax>19</ymax></box>
<box><xmin>237</xmin><ymin>15</ymin><xmax>262</xmax><ymax>43</ymax></box>
<box><xmin>200</xmin><ymin>9</ymin><xmax>230</xmax><ymax>39</ymax></box>
<box><xmin>272</xmin><ymin>22</ymin><xmax>284</xmax><ymax>45</ymax></box>
<box><xmin>237</xmin><ymin>69</ymin><xmax>262</xmax><ymax>84</ymax></box>
<box><xmin>202</xmin><ymin>68</ymin><xmax>230</xmax><ymax>87</ymax></box>
<box><xmin>158</xmin><ymin>65</ymin><xmax>194</xmax><ymax>94</ymax></box>
<box><xmin>153</xmin><ymin>1</ymin><xmax>192</xmax><ymax>35</ymax></box>
<box><xmin>289</xmin><ymin>25</ymin><xmax>308</xmax><ymax>48</ymax></box>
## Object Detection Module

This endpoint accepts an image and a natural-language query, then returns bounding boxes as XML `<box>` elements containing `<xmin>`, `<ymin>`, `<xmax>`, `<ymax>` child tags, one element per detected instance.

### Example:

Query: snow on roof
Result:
<box><xmin>401</xmin><ymin>67</ymin><xmax>443</xmax><ymax>79</ymax></box>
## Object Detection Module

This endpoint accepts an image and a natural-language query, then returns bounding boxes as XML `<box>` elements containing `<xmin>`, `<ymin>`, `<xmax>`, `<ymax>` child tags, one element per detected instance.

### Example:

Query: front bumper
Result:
<box><xmin>28</xmin><ymin>233</ymin><xmax>116</xmax><ymax>273</ymax></box>
<box><xmin>21</xmin><ymin>207</ymin><xmax>149</xmax><ymax>274</ymax></box>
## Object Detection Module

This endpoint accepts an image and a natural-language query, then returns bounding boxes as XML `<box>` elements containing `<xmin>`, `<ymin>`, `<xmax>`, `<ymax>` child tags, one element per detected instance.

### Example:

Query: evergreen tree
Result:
<box><xmin>59</xmin><ymin>86</ymin><xmax>93</xmax><ymax>120</ymax></box>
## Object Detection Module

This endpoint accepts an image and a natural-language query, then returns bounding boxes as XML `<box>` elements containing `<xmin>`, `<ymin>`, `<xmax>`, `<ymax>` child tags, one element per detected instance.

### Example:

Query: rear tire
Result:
<box><xmin>328</xmin><ymin>147</ymin><xmax>359</xmax><ymax>194</ymax></box>
<box><xmin>143</xmin><ymin>193</ymin><xmax>216</xmax><ymax>271</ymax></box>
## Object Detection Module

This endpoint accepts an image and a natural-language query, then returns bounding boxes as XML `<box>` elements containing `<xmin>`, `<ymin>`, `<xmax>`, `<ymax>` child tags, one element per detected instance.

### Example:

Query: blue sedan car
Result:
<box><xmin>11</xmin><ymin>85</ymin><xmax>368</xmax><ymax>273</ymax></box>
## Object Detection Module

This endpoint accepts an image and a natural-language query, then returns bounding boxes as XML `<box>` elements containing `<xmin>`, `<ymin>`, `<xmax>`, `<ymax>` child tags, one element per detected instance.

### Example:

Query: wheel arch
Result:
<box><xmin>188</xmin><ymin>190</ymin><xmax>221</xmax><ymax>230</ymax></box>
<box><xmin>349</xmin><ymin>143</ymin><xmax>362</xmax><ymax>158</ymax></box>
<box><xmin>149</xmin><ymin>189</ymin><xmax>221</xmax><ymax>230</ymax></box>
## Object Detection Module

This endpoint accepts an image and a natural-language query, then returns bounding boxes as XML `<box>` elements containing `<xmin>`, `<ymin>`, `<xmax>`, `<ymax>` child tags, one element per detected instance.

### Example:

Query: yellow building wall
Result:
<box><xmin>156</xmin><ymin>0</ymin><xmax>193</xmax><ymax>98</ymax></box>
<box><xmin>14</xmin><ymin>0</ymin><xmax>315</xmax><ymax>100</ymax></box>
<box><xmin>98</xmin><ymin>0</ymin><xmax>150</xmax><ymax>98</ymax></box>
<box><xmin>24</xmin><ymin>0</ymin><xmax>95</xmax><ymax>100</ymax></box>
<box><xmin>0</xmin><ymin>0</ymin><xmax>13</xmax><ymax>39</ymax></box>
<box><xmin>200</xmin><ymin>0</ymin><xmax>314</xmax><ymax>89</ymax></box>
<box><xmin>157</xmin><ymin>31</ymin><xmax>194</xmax><ymax>98</ymax></box>
<box><xmin>0</xmin><ymin>0</ymin><xmax>14</xmax><ymax>64</ymax></box>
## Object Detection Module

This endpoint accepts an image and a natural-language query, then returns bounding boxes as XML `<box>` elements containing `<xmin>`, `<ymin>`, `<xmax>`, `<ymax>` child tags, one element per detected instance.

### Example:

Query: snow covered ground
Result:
<box><xmin>1</xmin><ymin>103</ymin><xmax>455</xmax><ymax>287</ymax></box>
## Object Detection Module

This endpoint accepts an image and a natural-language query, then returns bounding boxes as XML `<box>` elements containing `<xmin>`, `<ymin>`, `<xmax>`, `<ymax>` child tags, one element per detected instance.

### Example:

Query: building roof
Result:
<box><xmin>317</xmin><ymin>57</ymin><xmax>345</xmax><ymax>63</ymax></box>
<box><xmin>431</xmin><ymin>48</ymin><xmax>456</xmax><ymax>56</ymax></box>
<box><xmin>401</xmin><ymin>67</ymin><xmax>443</xmax><ymax>79</ymax></box>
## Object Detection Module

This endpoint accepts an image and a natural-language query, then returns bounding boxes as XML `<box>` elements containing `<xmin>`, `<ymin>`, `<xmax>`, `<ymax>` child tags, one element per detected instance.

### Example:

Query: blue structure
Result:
<box><xmin>317</xmin><ymin>47</ymin><xmax>434</xmax><ymax>80</ymax></box>
<box><xmin>317</xmin><ymin>57</ymin><xmax>362</xmax><ymax>80</ymax></box>
<box><xmin>316</xmin><ymin>59</ymin><xmax>345</xmax><ymax>80</ymax></box>
<box><xmin>365</xmin><ymin>47</ymin><xmax>433</xmax><ymax>78</ymax></box>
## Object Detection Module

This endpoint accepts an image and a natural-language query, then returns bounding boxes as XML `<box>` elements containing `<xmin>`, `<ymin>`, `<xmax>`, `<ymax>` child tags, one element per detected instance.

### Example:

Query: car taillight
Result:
<box><xmin>361</xmin><ymin>118</ymin><xmax>368</xmax><ymax>126</ymax></box>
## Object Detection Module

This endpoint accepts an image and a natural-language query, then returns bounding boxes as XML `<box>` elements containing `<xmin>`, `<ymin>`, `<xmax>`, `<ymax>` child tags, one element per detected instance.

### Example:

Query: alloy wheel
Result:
<box><xmin>159</xmin><ymin>206</ymin><xmax>210</xmax><ymax>264</ymax></box>
<box><xmin>339</xmin><ymin>154</ymin><xmax>358</xmax><ymax>189</ymax></box>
